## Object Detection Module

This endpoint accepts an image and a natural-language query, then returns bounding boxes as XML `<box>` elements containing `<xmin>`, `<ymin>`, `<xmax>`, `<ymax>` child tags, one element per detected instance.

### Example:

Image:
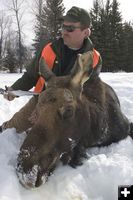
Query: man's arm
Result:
<box><xmin>3</xmin><ymin>42</ymin><xmax>47</xmax><ymax>100</ymax></box>
<box><xmin>11</xmin><ymin>60</ymin><xmax>39</xmax><ymax>91</ymax></box>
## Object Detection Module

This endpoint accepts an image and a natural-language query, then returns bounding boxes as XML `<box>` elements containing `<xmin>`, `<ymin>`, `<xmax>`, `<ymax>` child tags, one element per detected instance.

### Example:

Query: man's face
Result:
<box><xmin>61</xmin><ymin>21</ymin><xmax>89</xmax><ymax>49</ymax></box>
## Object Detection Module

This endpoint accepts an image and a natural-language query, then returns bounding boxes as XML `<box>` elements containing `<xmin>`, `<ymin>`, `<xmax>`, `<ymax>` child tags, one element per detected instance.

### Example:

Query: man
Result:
<box><xmin>0</xmin><ymin>6</ymin><xmax>102</xmax><ymax>133</ymax></box>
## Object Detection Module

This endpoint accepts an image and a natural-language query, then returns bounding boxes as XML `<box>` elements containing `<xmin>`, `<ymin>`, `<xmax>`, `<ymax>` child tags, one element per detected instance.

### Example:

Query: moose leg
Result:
<box><xmin>130</xmin><ymin>123</ymin><xmax>133</xmax><ymax>138</ymax></box>
<box><xmin>68</xmin><ymin>145</ymin><xmax>88</xmax><ymax>168</ymax></box>
<box><xmin>2</xmin><ymin>96</ymin><xmax>38</xmax><ymax>133</ymax></box>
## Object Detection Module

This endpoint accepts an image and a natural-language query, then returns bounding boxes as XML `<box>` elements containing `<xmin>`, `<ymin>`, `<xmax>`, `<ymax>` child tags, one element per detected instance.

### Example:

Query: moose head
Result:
<box><xmin>16</xmin><ymin>51</ymin><xmax>95</xmax><ymax>188</ymax></box>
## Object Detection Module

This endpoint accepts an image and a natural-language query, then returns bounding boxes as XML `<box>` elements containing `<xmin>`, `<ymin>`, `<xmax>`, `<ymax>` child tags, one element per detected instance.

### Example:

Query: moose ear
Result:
<box><xmin>39</xmin><ymin>57</ymin><xmax>55</xmax><ymax>81</ymax></box>
<box><xmin>70</xmin><ymin>51</ymin><xmax>93</xmax><ymax>88</ymax></box>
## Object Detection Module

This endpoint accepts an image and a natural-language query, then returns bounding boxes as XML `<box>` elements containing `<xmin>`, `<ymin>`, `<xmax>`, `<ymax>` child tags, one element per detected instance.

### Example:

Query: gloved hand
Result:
<box><xmin>3</xmin><ymin>86</ymin><xmax>16</xmax><ymax>101</ymax></box>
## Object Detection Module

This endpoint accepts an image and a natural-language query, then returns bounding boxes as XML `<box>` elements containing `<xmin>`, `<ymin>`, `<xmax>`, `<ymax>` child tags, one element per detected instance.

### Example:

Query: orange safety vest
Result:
<box><xmin>92</xmin><ymin>49</ymin><xmax>100</xmax><ymax>68</ymax></box>
<box><xmin>34</xmin><ymin>44</ymin><xmax>100</xmax><ymax>93</ymax></box>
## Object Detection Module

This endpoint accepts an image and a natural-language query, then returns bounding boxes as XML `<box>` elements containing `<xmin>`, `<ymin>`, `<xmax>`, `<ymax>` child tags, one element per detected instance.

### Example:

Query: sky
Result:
<box><xmin>0</xmin><ymin>72</ymin><xmax>133</xmax><ymax>200</ymax></box>
<box><xmin>0</xmin><ymin>0</ymin><xmax>133</xmax><ymax>45</ymax></box>
<box><xmin>63</xmin><ymin>0</ymin><xmax>133</xmax><ymax>22</ymax></box>
<box><xmin>0</xmin><ymin>0</ymin><xmax>133</xmax><ymax>25</ymax></box>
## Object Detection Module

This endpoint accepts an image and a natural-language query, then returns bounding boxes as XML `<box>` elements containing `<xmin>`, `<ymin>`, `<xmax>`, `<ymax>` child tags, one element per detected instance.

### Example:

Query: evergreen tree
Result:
<box><xmin>90</xmin><ymin>0</ymin><xmax>123</xmax><ymax>72</ymax></box>
<box><xmin>122</xmin><ymin>22</ymin><xmax>133</xmax><ymax>72</ymax></box>
<box><xmin>4</xmin><ymin>46</ymin><xmax>17</xmax><ymax>73</ymax></box>
<box><xmin>90</xmin><ymin>0</ymin><xmax>101</xmax><ymax>50</ymax></box>
<box><xmin>90</xmin><ymin>0</ymin><xmax>112</xmax><ymax>71</ymax></box>
<box><xmin>33</xmin><ymin>0</ymin><xmax>65</xmax><ymax>52</ymax></box>
<box><xmin>109</xmin><ymin>0</ymin><xmax>123</xmax><ymax>71</ymax></box>
<box><xmin>33</xmin><ymin>0</ymin><xmax>45</xmax><ymax>51</ymax></box>
<box><xmin>99</xmin><ymin>0</ymin><xmax>113</xmax><ymax>71</ymax></box>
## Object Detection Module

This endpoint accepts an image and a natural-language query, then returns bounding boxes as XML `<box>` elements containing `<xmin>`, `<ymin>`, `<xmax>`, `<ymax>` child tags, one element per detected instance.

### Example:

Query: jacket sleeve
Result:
<box><xmin>11</xmin><ymin>43</ymin><xmax>45</xmax><ymax>91</ymax></box>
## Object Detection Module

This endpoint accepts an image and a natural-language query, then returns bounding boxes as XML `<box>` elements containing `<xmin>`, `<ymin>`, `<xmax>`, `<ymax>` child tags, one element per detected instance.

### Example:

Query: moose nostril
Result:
<box><xmin>35</xmin><ymin>176</ymin><xmax>43</xmax><ymax>187</ymax></box>
<box><xmin>35</xmin><ymin>171</ymin><xmax>48</xmax><ymax>187</ymax></box>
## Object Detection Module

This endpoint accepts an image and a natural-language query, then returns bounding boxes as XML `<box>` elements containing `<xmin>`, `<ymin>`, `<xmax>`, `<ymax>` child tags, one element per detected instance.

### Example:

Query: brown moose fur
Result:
<box><xmin>16</xmin><ymin>51</ymin><xmax>132</xmax><ymax>189</ymax></box>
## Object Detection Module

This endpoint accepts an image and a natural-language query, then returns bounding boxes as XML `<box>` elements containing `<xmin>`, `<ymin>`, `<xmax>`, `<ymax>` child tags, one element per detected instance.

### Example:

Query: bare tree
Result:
<box><xmin>0</xmin><ymin>11</ymin><xmax>11</xmax><ymax>70</ymax></box>
<box><xmin>0</xmin><ymin>11</ymin><xmax>10</xmax><ymax>59</ymax></box>
<box><xmin>8</xmin><ymin>0</ymin><xmax>26</xmax><ymax>72</ymax></box>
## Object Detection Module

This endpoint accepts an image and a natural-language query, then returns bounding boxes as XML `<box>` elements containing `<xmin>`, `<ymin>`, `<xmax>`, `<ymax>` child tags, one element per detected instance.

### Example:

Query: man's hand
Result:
<box><xmin>3</xmin><ymin>86</ymin><xmax>16</xmax><ymax>101</ymax></box>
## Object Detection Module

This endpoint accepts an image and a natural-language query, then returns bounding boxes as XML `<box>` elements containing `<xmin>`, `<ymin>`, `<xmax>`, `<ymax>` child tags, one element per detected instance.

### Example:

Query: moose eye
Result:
<box><xmin>58</xmin><ymin>106</ymin><xmax>74</xmax><ymax>120</ymax></box>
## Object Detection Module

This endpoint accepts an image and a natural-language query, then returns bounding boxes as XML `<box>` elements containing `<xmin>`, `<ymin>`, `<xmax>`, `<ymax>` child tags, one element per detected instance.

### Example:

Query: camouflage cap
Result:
<box><xmin>63</xmin><ymin>6</ymin><xmax>90</xmax><ymax>27</ymax></box>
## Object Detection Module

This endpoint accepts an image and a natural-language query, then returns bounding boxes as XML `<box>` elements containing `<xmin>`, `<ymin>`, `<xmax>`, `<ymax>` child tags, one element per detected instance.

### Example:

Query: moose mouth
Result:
<box><xmin>16</xmin><ymin>164</ymin><xmax>48</xmax><ymax>189</ymax></box>
<box><xmin>16</xmin><ymin>152</ymin><xmax>60</xmax><ymax>189</ymax></box>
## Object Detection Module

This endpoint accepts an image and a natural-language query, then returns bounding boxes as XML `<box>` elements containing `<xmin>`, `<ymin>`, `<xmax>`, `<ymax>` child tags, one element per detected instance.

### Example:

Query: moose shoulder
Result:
<box><xmin>16</xmin><ymin>51</ymin><xmax>133</xmax><ymax>189</ymax></box>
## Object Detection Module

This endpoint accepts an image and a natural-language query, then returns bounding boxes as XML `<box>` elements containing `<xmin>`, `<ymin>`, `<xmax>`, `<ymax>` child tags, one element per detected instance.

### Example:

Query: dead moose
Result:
<box><xmin>16</xmin><ymin>51</ymin><xmax>133</xmax><ymax>189</ymax></box>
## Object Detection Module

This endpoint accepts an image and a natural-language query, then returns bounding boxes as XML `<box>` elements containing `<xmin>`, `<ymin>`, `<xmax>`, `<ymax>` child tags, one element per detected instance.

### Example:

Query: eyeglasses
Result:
<box><xmin>61</xmin><ymin>24</ymin><xmax>81</xmax><ymax>32</ymax></box>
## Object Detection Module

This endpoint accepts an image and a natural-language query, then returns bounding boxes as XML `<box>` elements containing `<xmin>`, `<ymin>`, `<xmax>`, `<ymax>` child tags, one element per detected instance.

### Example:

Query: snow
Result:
<box><xmin>0</xmin><ymin>72</ymin><xmax>133</xmax><ymax>200</ymax></box>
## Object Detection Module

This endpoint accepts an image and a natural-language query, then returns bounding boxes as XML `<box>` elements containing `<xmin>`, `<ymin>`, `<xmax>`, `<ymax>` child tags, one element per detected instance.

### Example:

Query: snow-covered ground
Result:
<box><xmin>0</xmin><ymin>72</ymin><xmax>133</xmax><ymax>200</ymax></box>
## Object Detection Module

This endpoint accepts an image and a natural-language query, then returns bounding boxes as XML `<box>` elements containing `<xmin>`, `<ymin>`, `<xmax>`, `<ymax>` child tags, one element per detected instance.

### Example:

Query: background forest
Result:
<box><xmin>0</xmin><ymin>0</ymin><xmax>133</xmax><ymax>73</ymax></box>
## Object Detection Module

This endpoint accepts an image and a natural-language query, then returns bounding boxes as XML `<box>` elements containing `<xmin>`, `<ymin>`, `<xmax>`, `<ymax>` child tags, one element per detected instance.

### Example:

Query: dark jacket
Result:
<box><xmin>11</xmin><ymin>37</ymin><xmax>100</xmax><ymax>91</ymax></box>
